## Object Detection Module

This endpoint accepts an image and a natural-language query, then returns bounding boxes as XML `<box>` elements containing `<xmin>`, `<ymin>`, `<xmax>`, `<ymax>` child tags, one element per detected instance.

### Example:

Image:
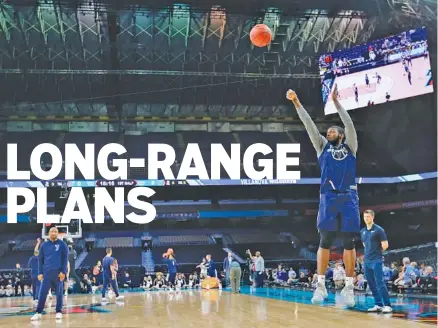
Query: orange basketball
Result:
<box><xmin>250</xmin><ymin>24</ymin><xmax>272</xmax><ymax>47</ymax></box>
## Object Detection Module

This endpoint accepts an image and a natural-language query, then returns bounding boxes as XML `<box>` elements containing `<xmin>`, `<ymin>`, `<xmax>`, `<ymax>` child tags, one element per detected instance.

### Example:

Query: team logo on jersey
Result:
<box><xmin>328</xmin><ymin>145</ymin><xmax>349</xmax><ymax>161</ymax></box>
<box><xmin>55</xmin><ymin>245</ymin><xmax>60</xmax><ymax>251</ymax></box>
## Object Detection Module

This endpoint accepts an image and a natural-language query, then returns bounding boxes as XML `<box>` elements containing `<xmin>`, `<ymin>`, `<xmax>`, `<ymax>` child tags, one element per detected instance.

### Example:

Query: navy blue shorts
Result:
<box><xmin>317</xmin><ymin>190</ymin><xmax>360</xmax><ymax>232</ymax></box>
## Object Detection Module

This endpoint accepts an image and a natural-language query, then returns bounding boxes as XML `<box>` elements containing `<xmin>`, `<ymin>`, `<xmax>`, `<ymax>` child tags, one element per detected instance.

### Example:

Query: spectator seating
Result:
<box><xmin>232</xmin><ymin>243</ymin><xmax>300</xmax><ymax>261</ymax></box>
<box><xmin>156</xmin><ymin>235</ymin><xmax>210</xmax><ymax>246</ymax></box>
<box><xmin>230</xmin><ymin>232</ymin><xmax>280</xmax><ymax>244</ymax></box>
<box><xmin>81</xmin><ymin>247</ymin><xmax>142</xmax><ymax>267</ymax></box>
<box><xmin>0</xmin><ymin>250</ymin><xmax>35</xmax><ymax>269</ymax></box>
<box><xmin>101</xmin><ymin>237</ymin><xmax>134</xmax><ymax>248</ymax></box>
<box><xmin>18</xmin><ymin>239</ymin><xmax>38</xmax><ymax>250</ymax></box>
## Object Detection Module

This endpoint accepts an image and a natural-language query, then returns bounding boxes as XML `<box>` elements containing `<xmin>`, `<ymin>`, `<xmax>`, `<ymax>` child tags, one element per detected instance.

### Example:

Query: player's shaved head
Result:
<box><xmin>49</xmin><ymin>227</ymin><xmax>59</xmax><ymax>241</ymax></box>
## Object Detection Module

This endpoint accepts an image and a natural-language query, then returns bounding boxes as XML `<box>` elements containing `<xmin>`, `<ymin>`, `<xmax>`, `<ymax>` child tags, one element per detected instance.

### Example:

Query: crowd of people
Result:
<box><xmin>259</xmin><ymin>254</ymin><xmax>437</xmax><ymax>295</ymax></box>
<box><xmin>320</xmin><ymin>29</ymin><xmax>429</xmax><ymax>76</ymax></box>
<box><xmin>0</xmin><ymin>237</ymin><xmax>436</xmax><ymax>301</ymax></box>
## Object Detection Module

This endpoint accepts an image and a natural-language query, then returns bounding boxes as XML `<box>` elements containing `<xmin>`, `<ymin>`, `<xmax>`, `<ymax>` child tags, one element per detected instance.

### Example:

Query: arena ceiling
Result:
<box><xmin>0</xmin><ymin>0</ymin><xmax>436</xmax><ymax>115</ymax></box>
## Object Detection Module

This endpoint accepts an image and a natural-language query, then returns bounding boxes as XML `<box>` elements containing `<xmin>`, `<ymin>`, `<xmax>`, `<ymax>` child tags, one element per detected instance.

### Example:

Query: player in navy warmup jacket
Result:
<box><xmin>101</xmin><ymin>248</ymin><xmax>124</xmax><ymax>302</ymax></box>
<box><xmin>31</xmin><ymin>227</ymin><xmax>68</xmax><ymax>321</ymax></box>
<box><xmin>162</xmin><ymin>250</ymin><xmax>177</xmax><ymax>287</ymax></box>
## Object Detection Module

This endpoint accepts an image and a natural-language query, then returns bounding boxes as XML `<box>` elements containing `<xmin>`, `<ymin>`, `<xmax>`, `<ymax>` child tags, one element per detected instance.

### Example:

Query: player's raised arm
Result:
<box><xmin>34</xmin><ymin>238</ymin><xmax>41</xmax><ymax>253</ymax></box>
<box><xmin>331</xmin><ymin>84</ymin><xmax>358</xmax><ymax>156</ymax></box>
<box><xmin>286</xmin><ymin>89</ymin><xmax>327</xmax><ymax>157</ymax></box>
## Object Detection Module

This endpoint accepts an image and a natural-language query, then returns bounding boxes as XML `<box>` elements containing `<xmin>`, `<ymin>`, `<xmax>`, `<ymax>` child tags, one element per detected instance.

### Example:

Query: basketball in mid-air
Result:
<box><xmin>250</xmin><ymin>24</ymin><xmax>272</xmax><ymax>47</ymax></box>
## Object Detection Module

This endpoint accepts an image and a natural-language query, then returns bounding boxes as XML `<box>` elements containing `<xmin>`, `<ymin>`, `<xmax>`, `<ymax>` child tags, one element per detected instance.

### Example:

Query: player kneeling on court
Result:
<box><xmin>31</xmin><ymin>227</ymin><xmax>68</xmax><ymax>321</ymax></box>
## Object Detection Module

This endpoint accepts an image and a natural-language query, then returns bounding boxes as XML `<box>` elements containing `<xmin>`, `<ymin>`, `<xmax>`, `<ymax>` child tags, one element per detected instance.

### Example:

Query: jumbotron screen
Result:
<box><xmin>319</xmin><ymin>27</ymin><xmax>434</xmax><ymax>115</ymax></box>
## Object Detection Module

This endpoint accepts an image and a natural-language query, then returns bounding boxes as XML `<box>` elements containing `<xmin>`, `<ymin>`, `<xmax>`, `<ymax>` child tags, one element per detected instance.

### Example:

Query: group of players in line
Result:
<box><xmin>28</xmin><ymin>232</ymin><xmax>224</xmax><ymax>322</ymax></box>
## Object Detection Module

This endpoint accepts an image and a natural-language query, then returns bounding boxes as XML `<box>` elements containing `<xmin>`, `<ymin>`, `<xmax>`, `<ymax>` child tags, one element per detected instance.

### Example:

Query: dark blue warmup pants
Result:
<box><xmin>36</xmin><ymin>271</ymin><xmax>64</xmax><ymax>313</ymax></box>
<box><xmin>102</xmin><ymin>275</ymin><xmax>120</xmax><ymax>298</ymax></box>
<box><xmin>364</xmin><ymin>261</ymin><xmax>391</xmax><ymax>307</ymax></box>
<box><xmin>255</xmin><ymin>272</ymin><xmax>264</xmax><ymax>287</ymax></box>
<box><xmin>168</xmin><ymin>272</ymin><xmax>176</xmax><ymax>286</ymax></box>
<box><xmin>31</xmin><ymin>275</ymin><xmax>41</xmax><ymax>301</ymax></box>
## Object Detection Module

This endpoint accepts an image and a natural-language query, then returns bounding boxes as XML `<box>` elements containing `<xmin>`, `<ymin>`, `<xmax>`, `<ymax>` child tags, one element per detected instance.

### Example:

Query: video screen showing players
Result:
<box><xmin>319</xmin><ymin>27</ymin><xmax>434</xmax><ymax>115</ymax></box>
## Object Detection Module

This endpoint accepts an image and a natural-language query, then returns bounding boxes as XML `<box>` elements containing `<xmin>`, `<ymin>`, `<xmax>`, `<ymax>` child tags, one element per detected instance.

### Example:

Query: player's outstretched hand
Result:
<box><xmin>286</xmin><ymin>89</ymin><xmax>302</xmax><ymax>108</ymax></box>
<box><xmin>38</xmin><ymin>274</ymin><xmax>44</xmax><ymax>281</ymax></box>
<box><xmin>286</xmin><ymin>89</ymin><xmax>298</xmax><ymax>102</ymax></box>
<box><xmin>59</xmin><ymin>272</ymin><xmax>65</xmax><ymax>281</ymax></box>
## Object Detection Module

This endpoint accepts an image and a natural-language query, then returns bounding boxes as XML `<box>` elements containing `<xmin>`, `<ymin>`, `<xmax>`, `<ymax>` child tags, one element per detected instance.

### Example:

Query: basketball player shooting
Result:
<box><xmin>162</xmin><ymin>248</ymin><xmax>177</xmax><ymax>288</ymax></box>
<box><xmin>286</xmin><ymin>85</ymin><xmax>359</xmax><ymax>307</ymax></box>
<box><xmin>31</xmin><ymin>227</ymin><xmax>68</xmax><ymax>321</ymax></box>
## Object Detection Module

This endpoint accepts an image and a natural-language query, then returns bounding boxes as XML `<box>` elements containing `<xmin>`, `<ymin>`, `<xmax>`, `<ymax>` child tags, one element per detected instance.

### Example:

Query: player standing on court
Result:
<box><xmin>28</xmin><ymin>242</ymin><xmax>40</xmax><ymax>303</ymax></box>
<box><xmin>287</xmin><ymin>84</ymin><xmax>359</xmax><ymax>307</ymax></box>
<box><xmin>361</xmin><ymin>210</ymin><xmax>392</xmax><ymax>313</ymax></box>
<box><xmin>31</xmin><ymin>227</ymin><xmax>68</xmax><ymax>321</ymax></box>
<box><xmin>101</xmin><ymin>248</ymin><xmax>124</xmax><ymax>303</ymax></box>
<box><xmin>33</xmin><ymin>238</ymin><xmax>53</xmax><ymax>298</ymax></box>
<box><xmin>162</xmin><ymin>248</ymin><xmax>177</xmax><ymax>288</ymax></box>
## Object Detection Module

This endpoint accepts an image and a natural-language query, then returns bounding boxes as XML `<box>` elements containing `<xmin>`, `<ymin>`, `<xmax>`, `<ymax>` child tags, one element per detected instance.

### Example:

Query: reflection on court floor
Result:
<box><xmin>0</xmin><ymin>287</ymin><xmax>436</xmax><ymax>327</ymax></box>
<box><xmin>240</xmin><ymin>286</ymin><xmax>438</xmax><ymax>325</ymax></box>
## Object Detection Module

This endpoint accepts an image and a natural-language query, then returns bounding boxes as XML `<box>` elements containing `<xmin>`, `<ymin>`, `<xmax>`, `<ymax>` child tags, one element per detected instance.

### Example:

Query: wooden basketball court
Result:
<box><xmin>0</xmin><ymin>288</ymin><xmax>434</xmax><ymax>327</ymax></box>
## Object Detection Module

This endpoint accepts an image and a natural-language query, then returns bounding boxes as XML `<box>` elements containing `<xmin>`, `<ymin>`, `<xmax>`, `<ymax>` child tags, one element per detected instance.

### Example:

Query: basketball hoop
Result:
<box><xmin>41</xmin><ymin>219</ymin><xmax>82</xmax><ymax>240</ymax></box>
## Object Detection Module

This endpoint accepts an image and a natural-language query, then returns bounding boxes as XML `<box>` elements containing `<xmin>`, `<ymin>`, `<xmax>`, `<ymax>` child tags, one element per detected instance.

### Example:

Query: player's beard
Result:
<box><xmin>328</xmin><ymin>136</ymin><xmax>342</xmax><ymax>147</ymax></box>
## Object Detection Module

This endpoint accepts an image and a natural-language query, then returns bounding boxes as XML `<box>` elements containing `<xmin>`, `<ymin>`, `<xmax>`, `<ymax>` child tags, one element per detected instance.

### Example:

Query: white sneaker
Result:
<box><xmin>115</xmin><ymin>295</ymin><xmax>124</xmax><ymax>301</ymax></box>
<box><xmin>101</xmin><ymin>297</ymin><xmax>109</xmax><ymax>302</ymax></box>
<box><xmin>341</xmin><ymin>284</ymin><xmax>355</xmax><ymax>308</ymax></box>
<box><xmin>311</xmin><ymin>283</ymin><xmax>328</xmax><ymax>304</ymax></box>
<box><xmin>382</xmin><ymin>306</ymin><xmax>393</xmax><ymax>313</ymax></box>
<box><xmin>64</xmin><ymin>291</ymin><xmax>68</xmax><ymax>296</ymax></box>
<box><xmin>30</xmin><ymin>313</ymin><xmax>42</xmax><ymax>321</ymax></box>
<box><xmin>367</xmin><ymin>305</ymin><xmax>382</xmax><ymax>312</ymax></box>
<box><xmin>55</xmin><ymin>312</ymin><xmax>62</xmax><ymax>319</ymax></box>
